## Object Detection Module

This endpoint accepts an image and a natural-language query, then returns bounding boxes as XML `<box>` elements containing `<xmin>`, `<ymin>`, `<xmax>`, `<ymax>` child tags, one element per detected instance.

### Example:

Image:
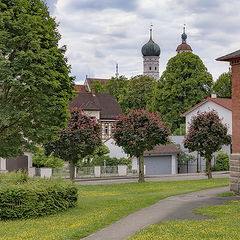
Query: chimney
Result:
<box><xmin>211</xmin><ymin>91</ymin><xmax>217</xmax><ymax>98</ymax></box>
<box><xmin>92</xmin><ymin>87</ymin><xmax>96</xmax><ymax>96</ymax></box>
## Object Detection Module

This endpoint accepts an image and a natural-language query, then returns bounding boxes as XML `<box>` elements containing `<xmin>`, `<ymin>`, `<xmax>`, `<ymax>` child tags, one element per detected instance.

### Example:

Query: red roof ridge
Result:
<box><xmin>181</xmin><ymin>97</ymin><xmax>232</xmax><ymax>116</ymax></box>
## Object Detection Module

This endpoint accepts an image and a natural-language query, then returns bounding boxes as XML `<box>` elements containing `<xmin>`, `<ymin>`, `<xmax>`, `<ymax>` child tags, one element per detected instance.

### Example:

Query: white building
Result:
<box><xmin>181</xmin><ymin>95</ymin><xmax>232</xmax><ymax>135</ymax></box>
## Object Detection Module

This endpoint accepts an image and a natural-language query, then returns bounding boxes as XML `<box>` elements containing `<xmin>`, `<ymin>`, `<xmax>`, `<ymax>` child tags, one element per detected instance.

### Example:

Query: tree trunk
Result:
<box><xmin>206</xmin><ymin>157</ymin><xmax>212</xmax><ymax>179</ymax></box>
<box><xmin>138</xmin><ymin>153</ymin><xmax>145</xmax><ymax>183</ymax></box>
<box><xmin>69</xmin><ymin>160</ymin><xmax>75</xmax><ymax>180</ymax></box>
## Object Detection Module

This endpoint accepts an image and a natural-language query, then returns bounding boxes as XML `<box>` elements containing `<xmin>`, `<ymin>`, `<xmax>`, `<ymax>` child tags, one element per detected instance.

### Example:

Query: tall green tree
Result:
<box><xmin>184</xmin><ymin>110</ymin><xmax>231</xmax><ymax>179</ymax></box>
<box><xmin>152</xmin><ymin>52</ymin><xmax>213</xmax><ymax>130</ymax></box>
<box><xmin>119</xmin><ymin>75</ymin><xmax>156</xmax><ymax>114</ymax></box>
<box><xmin>45</xmin><ymin>108</ymin><xmax>102</xmax><ymax>180</ymax></box>
<box><xmin>0</xmin><ymin>0</ymin><xmax>74</xmax><ymax>158</ymax></box>
<box><xmin>104</xmin><ymin>76</ymin><xmax>128</xmax><ymax>101</ymax></box>
<box><xmin>90</xmin><ymin>80</ymin><xmax>104</xmax><ymax>93</ymax></box>
<box><xmin>113</xmin><ymin>109</ymin><xmax>170</xmax><ymax>182</ymax></box>
<box><xmin>213</xmin><ymin>72</ymin><xmax>232</xmax><ymax>98</ymax></box>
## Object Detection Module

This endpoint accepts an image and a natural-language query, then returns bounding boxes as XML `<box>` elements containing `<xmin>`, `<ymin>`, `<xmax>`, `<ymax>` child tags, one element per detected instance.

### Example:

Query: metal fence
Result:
<box><xmin>101</xmin><ymin>166</ymin><xmax>118</xmax><ymax>176</ymax></box>
<box><xmin>52</xmin><ymin>167</ymin><xmax>70</xmax><ymax>178</ymax></box>
<box><xmin>76</xmin><ymin>167</ymin><xmax>94</xmax><ymax>177</ymax></box>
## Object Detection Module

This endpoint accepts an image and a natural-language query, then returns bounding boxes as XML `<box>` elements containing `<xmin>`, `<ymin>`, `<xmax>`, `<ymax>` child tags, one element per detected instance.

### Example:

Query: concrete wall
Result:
<box><xmin>185</xmin><ymin>100</ymin><xmax>232</xmax><ymax>135</ymax></box>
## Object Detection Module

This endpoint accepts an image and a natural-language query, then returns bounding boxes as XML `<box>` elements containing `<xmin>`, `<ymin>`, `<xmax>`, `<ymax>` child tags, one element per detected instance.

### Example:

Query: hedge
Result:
<box><xmin>0</xmin><ymin>172</ymin><xmax>78</xmax><ymax>220</ymax></box>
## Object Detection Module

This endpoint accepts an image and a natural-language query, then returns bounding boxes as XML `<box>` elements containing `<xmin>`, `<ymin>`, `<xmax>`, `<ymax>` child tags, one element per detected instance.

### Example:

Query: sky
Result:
<box><xmin>46</xmin><ymin>0</ymin><xmax>240</xmax><ymax>84</ymax></box>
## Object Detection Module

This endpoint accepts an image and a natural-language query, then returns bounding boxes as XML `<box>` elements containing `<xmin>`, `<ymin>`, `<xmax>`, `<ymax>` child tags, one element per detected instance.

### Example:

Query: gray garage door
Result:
<box><xmin>144</xmin><ymin>155</ymin><xmax>172</xmax><ymax>175</ymax></box>
<box><xmin>6</xmin><ymin>155</ymin><xmax>28</xmax><ymax>172</ymax></box>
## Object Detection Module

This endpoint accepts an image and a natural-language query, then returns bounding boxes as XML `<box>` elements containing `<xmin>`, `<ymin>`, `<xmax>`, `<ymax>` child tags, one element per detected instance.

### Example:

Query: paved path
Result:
<box><xmin>76</xmin><ymin>172</ymin><xmax>229</xmax><ymax>185</ymax></box>
<box><xmin>82</xmin><ymin>186</ymin><xmax>240</xmax><ymax>240</ymax></box>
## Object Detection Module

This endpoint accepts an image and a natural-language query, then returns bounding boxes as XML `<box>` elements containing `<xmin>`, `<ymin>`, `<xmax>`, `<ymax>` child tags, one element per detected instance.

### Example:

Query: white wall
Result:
<box><xmin>85</xmin><ymin>110</ymin><xmax>100</xmax><ymax>120</ymax></box>
<box><xmin>104</xmin><ymin>138</ymin><xmax>129</xmax><ymax>159</ymax></box>
<box><xmin>185</xmin><ymin>101</ymin><xmax>232</xmax><ymax>135</ymax></box>
<box><xmin>0</xmin><ymin>158</ymin><xmax>6</xmax><ymax>171</ymax></box>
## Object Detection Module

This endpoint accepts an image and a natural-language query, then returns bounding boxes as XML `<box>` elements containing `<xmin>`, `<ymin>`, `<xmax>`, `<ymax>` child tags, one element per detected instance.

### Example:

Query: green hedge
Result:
<box><xmin>0</xmin><ymin>172</ymin><xmax>78</xmax><ymax>220</ymax></box>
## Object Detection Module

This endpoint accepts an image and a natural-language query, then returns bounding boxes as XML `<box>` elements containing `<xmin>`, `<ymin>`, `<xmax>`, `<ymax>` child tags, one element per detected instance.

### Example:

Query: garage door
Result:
<box><xmin>6</xmin><ymin>156</ymin><xmax>28</xmax><ymax>172</ymax></box>
<box><xmin>144</xmin><ymin>155</ymin><xmax>172</xmax><ymax>175</ymax></box>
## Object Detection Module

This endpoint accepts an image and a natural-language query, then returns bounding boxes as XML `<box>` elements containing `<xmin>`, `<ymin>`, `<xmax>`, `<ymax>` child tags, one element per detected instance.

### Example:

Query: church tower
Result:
<box><xmin>176</xmin><ymin>25</ymin><xmax>192</xmax><ymax>54</ymax></box>
<box><xmin>142</xmin><ymin>27</ymin><xmax>160</xmax><ymax>80</ymax></box>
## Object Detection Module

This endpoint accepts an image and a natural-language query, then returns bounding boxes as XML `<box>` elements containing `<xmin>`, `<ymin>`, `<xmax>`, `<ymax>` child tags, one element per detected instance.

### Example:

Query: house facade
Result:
<box><xmin>69</xmin><ymin>90</ymin><xmax>122</xmax><ymax>140</ymax></box>
<box><xmin>181</xmin><ymin>95</ymin><xmax>232</xmax><ymax>135</ymax></box>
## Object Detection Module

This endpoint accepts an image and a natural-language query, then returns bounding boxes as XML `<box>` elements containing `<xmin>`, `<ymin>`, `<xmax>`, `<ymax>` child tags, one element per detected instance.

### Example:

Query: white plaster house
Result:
<box><xmin>181</xmin><ymin>95</ymin><xmax>232</xmax><ymax>135</ymax></box>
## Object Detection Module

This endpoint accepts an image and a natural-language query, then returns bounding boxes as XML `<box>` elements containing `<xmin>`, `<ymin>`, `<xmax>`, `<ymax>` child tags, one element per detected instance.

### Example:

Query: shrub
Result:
<box><xmin>0</xmin><ymin>172</ymin><xmax>78</xmax><ymax>220</ymax></box>
<box><xmin>33</xmin><ymin>147</ymin><xmax>64</xmax><ymax>168</ymax></box>
<box><xmin>213</xmin><ymin>151</ymin><xmax>229</xmax><ymax>171</ymax></box>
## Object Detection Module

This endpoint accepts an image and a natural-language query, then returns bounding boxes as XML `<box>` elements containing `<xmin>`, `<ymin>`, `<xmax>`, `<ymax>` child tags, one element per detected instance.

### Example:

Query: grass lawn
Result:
<box><xmin>129</xmin><ymin>195</ymin><xmax>240</xmax><ymax>239</ymax></box>
<box><xmin>0</xmin><ymin>178</ymin><xmax>228</xmax><ymax>240</ymax></box>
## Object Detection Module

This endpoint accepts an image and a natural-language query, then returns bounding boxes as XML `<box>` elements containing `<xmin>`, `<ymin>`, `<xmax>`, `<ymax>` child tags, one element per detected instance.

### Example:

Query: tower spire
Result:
<box><xmin>115</xmin><ymin>63</ymin><xmax>119</xmax><ymax>78</ymax></box>
<box><xmin>182</xmin><ymin>24</ymin><xmax>187</xmax><ymax>44</ymax></box>
<box><xmin>150</xmin><ymin>23</ymin><xmax>153</xmax><ymax>39</ymax></box>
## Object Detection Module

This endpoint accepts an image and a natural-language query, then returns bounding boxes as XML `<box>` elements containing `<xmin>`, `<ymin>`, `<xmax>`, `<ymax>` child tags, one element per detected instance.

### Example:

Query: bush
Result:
<box><xmin>33</xmin><ymin>147</ymin><xmax>64</xmax><ymax>168</ymax></box>
<box><xmin>0</xmin><ymin>172</ymin><xmax>78</xmax><ymax>220</ymax></box>
<box><xmin>213</xmin><ymin>151</ymin><xmax>229</xmax><ymax>171</ymax></box>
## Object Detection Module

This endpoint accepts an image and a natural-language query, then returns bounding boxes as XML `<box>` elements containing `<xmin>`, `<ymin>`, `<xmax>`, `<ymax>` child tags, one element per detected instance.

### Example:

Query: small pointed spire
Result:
<box><xmin>181</xmin><ymin>24</ymin><xmax>187</xmax><ymax>44</ymax></box>
<box><xmin>150</xmin><ymin>23</ymin><xmax>153</xmax><ymax>39</ymax></box>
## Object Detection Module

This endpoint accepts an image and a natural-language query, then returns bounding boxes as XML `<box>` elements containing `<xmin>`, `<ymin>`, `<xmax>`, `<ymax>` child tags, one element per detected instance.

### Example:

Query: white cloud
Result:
<box><xmin>47</xmin><ymin>0</ymin><xmax>240</xmax><ymax>83</ymax></box>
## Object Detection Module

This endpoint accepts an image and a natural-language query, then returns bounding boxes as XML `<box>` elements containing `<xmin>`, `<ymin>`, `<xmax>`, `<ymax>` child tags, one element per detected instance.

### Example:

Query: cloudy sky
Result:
<box><xmin>46</xmin><ymin>0</ymin><xmax>240</xmax><ymax>84</ymax></box>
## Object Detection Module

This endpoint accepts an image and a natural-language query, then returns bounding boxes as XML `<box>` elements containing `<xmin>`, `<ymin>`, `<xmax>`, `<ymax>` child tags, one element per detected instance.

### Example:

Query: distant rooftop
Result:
<box><xmin>216</xmin><ymin>49</ymin><xmax>240</xmax><ymax>61</ymax></box>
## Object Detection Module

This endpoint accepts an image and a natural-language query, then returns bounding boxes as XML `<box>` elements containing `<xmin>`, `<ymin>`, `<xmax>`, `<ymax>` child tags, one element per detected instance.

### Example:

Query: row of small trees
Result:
<box><xmin>44</xmin><ymin>107</ymin><xmax>231</xmax><ymax>181</ymax></box>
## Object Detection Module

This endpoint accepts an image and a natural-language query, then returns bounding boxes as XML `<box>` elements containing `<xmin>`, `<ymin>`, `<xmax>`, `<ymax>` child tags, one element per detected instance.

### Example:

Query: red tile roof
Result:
<box><xmin>181</xmin><ymin>97</ymin><xmax>232</xmax><ymax>116</ymax></box>
<box><xmin>75</xmin><ymin>84</ymin><xmax>88</xmax><ymax>93</ymax></box>
<box><xmin>69</xmin><ymin>92</ymin><xmax>122</xmax><ymax>120</ymax></box>
<box><xmin>176</xmin><ymin>43</ymin><xmax>192</xmax><ymax>52</ymax></box>
<box><xmin>86</xmin><ymin>78</ymin><xmax>109</xmax><ymax>88</ymax></box>
<box><xmin>144</xmin><ymin>144</ymin><xmax>181</xmax><ymax>155</ymax></box>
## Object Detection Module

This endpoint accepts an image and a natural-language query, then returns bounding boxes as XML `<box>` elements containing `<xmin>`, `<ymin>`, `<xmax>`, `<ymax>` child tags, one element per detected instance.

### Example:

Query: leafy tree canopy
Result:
<box><xmin>44</xmin><ymin>108</ymin><xmax>102</xmax><ymax>179</ymax></box>
<box><xmin>0</xmin><ymin>0</ymin><xmax>74</xmax><ymax>158</ymax></box>
<box><xmin>151</xmin><ymin>52</ymin><xmax>213</xmax><ymax>130</ymax></box>
<box><xmin>104</xmin><ymin>76</ymin><xmax>128</xmax><ymax>101</ymax></box>
<box><xmin>184</xmin><ymin>110</ymin><xmax>231</xmax><ymax>178</ymax></box>
<box><xmin>113</xmin><ymin>109</ymin><xmax>170</xmax><ymax>182</ymax></box>
<box><xmin>90</xmin><ymin>80</ymin><xmax>104</xmax><ymax>93</ymax></box>
<box><xmin>213</xmin><ymin>72</ymin><xmax>232</xmax><ymax>98</ymax></box>
<box><xmin>119</xmin><ymin>75</ymin><xmax>156</xmax><ymax>114</ymax></box>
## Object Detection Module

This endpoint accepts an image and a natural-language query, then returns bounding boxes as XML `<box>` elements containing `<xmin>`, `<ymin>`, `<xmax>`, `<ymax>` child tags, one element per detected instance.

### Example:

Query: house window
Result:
<box><xmin>149</xmin><ymin>67</ymin><xmax>152</xmax><ymax>70</ymax></box>
<box><xmin>111</xmin><ymin>125</ymin><xmax>115</xmax><ymax>133</ymax></box>
<box><xmin>105</xmin><ymin>125</ymin><xmax>109</xmax><ymax>135</ymax></box>
<box><xmin>155</xmin><ymin>67</ymin><xmax>157</xmax><ymax>70</ymax></box>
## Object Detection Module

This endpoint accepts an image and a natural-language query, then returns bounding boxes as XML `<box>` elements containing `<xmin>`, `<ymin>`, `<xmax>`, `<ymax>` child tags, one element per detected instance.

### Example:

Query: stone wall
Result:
<box><xmin>230</xmin><ymin>154</ymin><xmax>240</xmax><ymax>193</ymax></box>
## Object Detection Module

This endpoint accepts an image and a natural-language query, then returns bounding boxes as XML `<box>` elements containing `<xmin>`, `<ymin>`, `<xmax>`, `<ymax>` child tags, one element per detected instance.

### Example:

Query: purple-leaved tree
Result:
<box><xmin>113</xmin><ymin>109</ymin><xmax>170</xmax><ymax>182</ymax></box>
<box><xmin>184</xmin><ymin>110</ymin><xmax>231</xmax><ymax>179</ymax></box>
<box><xmin>45</xmin><ymin>108</ymin><xmax>101</xmax><ymax>179</ymax></box>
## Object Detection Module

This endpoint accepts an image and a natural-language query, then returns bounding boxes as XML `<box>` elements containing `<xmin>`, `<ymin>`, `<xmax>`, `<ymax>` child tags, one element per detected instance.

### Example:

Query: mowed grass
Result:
<box><xmin>0</xmin><ymin>178</ymin><xmax>229</xmax><ymax>240</ymax></box>
<box><xmin>129</xmin><ymin>197</ymin><xmax>240</xmax><ymax>239</ymax></box>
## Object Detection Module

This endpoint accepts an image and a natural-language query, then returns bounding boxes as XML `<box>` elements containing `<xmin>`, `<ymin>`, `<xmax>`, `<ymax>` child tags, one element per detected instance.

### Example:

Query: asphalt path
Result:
<box><xmin>82</xmin><ymin>186</ymin><xmax>240</xmax><ymax>240</ymax></box>
<box><xmin>76</xmin><ymin>172</ymin><xmax>229</xmax><ymax>185</ymax></box>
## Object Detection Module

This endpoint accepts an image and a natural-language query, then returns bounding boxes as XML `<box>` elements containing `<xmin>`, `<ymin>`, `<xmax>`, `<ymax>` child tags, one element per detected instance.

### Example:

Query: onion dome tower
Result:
<box><xmin>176</xmin><ymin>25</ymin><xmax>192</xmax><ymax>54</ymax></box>
<box><xmin>142</xmin><ymin>27</ymin><xmax>160</xmax><ymax>80</ymax></box>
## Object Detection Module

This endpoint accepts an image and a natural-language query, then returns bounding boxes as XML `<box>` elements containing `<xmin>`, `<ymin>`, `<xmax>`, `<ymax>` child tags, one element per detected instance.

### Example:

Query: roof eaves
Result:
<box><xmin>209</xmin><ymin>99</ymin><xmax>232</xmax><ymax>111</ymax></box>
<box><xmin>181</xmin><ymin>98</ymin><xmax>209</xmax><ymax>117</ymax></box>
